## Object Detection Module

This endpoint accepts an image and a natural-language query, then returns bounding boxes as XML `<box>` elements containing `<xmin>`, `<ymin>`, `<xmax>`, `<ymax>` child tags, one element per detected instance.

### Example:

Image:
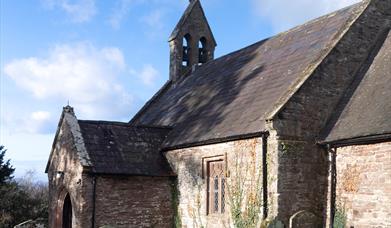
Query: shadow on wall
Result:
<box><xmin>276</xmin><ymin>141</ymin><xmax>327</xmax><ymax>227</ymax></box>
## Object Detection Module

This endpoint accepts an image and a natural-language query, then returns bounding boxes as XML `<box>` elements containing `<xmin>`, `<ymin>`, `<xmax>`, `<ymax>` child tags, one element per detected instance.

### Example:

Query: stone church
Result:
<box><xmin>46</xmin><ymin>0</ymin><xmax>391</xmax><ymax>227</ymax></box>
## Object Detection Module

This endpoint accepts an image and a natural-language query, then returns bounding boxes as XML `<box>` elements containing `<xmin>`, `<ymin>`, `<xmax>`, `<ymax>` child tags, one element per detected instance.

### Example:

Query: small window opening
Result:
<box><xmin>198</xmin><ymin>37</ymin><xmax>207</xmax><ymax>65</ymax></box>
<box><xmin>207</xmin><ymin>160</ymin><xmax>225</xmax><ymax>214</ymax></box>
<box><xmin>221</xmin><ymin>177</ymin><xmax>225</xmax><ymax>213</ymax></box>
<box><xmin>182</xmin><ymin>34</ymin><xmax>191</xmax><ymax>66</ymax></box>
<box><xmin>214</xmin><ymin>176</ymin><xmax>219</xmax><ymax>212</ymax></box>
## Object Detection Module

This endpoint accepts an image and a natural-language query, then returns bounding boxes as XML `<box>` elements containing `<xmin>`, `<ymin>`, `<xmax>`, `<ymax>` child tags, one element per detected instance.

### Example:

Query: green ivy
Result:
<box><xmin>171</xmin><ymin>179</ymin><xmax>182</xmax><ymax>228</ymax></box>
<box><xmin>333</xmin><ymin>205</ymin><xmax>347</xmax><ymax>228</ymax></box>
<box><xmin>228</xmin><ymin>142</ymin><xmax>263</xmax><ymax>228</ymax></box>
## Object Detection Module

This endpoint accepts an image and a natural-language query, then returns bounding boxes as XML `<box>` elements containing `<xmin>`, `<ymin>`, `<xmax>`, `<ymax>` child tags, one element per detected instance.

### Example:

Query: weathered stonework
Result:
<box><xmin>334</xmin><ymin>142</ymin><xmax>391</xmax><ymax>228</ymax></box>
<box><xmin>47</xmin><ymin>111</ymin><xmax>175</xmax><ymax>228</ymax></box>
<box><xmin>94</xmin><ymin>176</ymin><xmax>174</xmax><ymax>228</ymax></box>
<box><xmin>265</xmin><ymin>128</ymin><xmax>327</xmax><ymax>226</ymax></box>
<box><xmin>266</xmin><ymin>1</ymin><xmax>391</xmax><ymax>225</ymax></box>
<box><xmin>47</xmin><ymin>1</ymin><xmax>391</xmax><ymax>227</ymax></box>
<box><xmin>271</xmin><ymin>0</ymin><xmax>390</xmax><ymax>139</ymax></box>
<box><xmin>47</xmin><ymin>114</ymin><xmax>93</xmax><ymax>228</ymax></box>
<box><xmin>169</xmin><ymin>0</ymin><xmax>216</xmax><ymax>82</ymax></box>
<box><xmin>165</xmin><ymin>137</ymin><xmax>265</xmax><ymax>228</ymax></box>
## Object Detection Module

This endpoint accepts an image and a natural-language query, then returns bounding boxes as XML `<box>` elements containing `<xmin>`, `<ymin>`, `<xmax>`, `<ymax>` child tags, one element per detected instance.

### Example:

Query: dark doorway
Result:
<box><xmin>62</xmin><ymin>194</ymin><xmax>72</xmax><ymax>228</ymax></box>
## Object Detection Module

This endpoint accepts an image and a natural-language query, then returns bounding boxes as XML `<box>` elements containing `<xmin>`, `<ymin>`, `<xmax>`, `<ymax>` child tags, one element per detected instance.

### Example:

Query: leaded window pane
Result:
<box><xmin>221</xmin><ymin>177</ymin><xmax>225</xmax><ymax>213</ymax></box>
<box><xmin>214</xmin><ymin>176</ymin><xmax>219</xmax><ymax>212</ymax></box>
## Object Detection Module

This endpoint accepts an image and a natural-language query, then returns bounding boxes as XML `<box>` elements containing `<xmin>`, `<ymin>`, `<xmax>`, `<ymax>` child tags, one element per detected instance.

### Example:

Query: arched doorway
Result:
<box><xmin>62</xmin><ymin>194</ymin><xmax>72</xmax><ymax>228</ymax></box>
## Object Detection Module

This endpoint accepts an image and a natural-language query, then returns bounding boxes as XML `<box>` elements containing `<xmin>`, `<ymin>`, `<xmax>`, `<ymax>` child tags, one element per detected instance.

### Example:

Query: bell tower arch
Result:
<box><xmin>169</xmin><ymin>0</ymin><xmax>217</xmax><ymax>82</ymax></box>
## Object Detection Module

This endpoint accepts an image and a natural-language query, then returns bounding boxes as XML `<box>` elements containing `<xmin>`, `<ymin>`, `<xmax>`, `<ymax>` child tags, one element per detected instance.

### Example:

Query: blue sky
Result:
<box><xmin>0</xmin><ymin>0</ymin><xmax>360</xmax><ymax>181</ymax></box>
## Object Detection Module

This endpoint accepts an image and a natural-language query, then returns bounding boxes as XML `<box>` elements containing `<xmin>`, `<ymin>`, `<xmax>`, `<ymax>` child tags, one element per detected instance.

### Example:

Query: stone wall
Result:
<box><xmin>273</xmin><ymin>0</ymin><xmax>390</xmax><ymax>140</ymax></box>
<box><xmin>266</xmin><ymin>1</ymin><xmax>391</xmax><ymax>225</ymax></box>
<box><xmin>334</xmin><ymin>142</ymin><xmax>391</xmax><ymax>228</ymax></box>
<box><xmin>276</xmin><ymin>138</ymin><xmax>327</xmax><ymax>226</ymax></box>
<box><xmin>48</xmin><ymin>117</ymin><xmax>175</xmax><ymax>228</ymax></box>
<box><xmin>264</xmin><ymin>130</ymin><xmax>327</xmax><ymax>226</ymax></box>
<box><xmin>94</xmin><ymin>175</ymin><xmax>174</xmax><ymax>228</ymax></box>
<box><xmin>169</xmin><ymin>1</ymin><xmax>215</xmax><ymax>82</ymax></box>
<box><xmin>165</xmin><ymin>137</ymin><xmax>265</xmax><ymax>228</ymax></box>
<box><xmin>47</xmin><ymin>119</ymin><xmax>94</xmax><ymax>228</ymax></box>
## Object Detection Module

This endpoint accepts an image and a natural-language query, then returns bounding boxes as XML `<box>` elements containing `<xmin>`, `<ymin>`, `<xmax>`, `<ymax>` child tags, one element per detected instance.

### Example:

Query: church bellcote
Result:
<box><xmin>169</xmin><ymin>0</ymin><xmax>217</xmax><ymax>82</ymax></box>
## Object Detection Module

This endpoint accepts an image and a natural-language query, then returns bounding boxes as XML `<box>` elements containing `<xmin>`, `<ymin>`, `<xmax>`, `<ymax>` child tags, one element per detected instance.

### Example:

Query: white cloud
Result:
<box><xmin>31</xmin><ymin>111</ymin><xmax>51</xmax><ymax>122</ymax></box>
<box><xmin>130</xmin><ymin>64</ymin><xmax>160</xmax><ymax>86</ymax></box>
<box><xmin>27</xmin><ymin>111</ymin><xmax>56</xmax><ymax>134</ymax></box>
<box><xmin>139</xmin><ymin>9</ymin><xmax>167</xmax><ymax>39</ymax></box>
<box><xmin>139</xmin><ymin>65</ymin><xmax>159</xmax><ymax>86</ymax></box>
<box><xmin>42</xmin><ymin>0</ymin><xmax>97</xmax><ymax>23</ymax></box>
<box><xmin>252</xmin><ymin>0</ymin><xmax>362</xmax><ymax>32</ymax></box>
<box><xmin>107</xmin><ymin>0</ymin><xmax>184</xmax><ymax>30</ymax></box>
<box><xmin>141</xmin><ymin>9</ymin><xmax>164</xmax><ymax>29</ymax></box>
<box><xmin>4</xmin><ymin>42</ymin><xmax>134</xmax><ymax>121</ymax></box>
<box><xmin>2</xmin><ymin>111</ymin><xmax>56</xmax><ymax>134</ymax></box>
<box><xmin>108</xmin><ymin>0</ymin><xmax>134</xmax><ymax>29</ymax></box>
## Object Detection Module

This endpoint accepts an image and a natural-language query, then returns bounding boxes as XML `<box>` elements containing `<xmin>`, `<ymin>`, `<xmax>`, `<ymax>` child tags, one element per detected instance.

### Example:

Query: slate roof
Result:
<box><xmin>77</xmin><ymin>120</ymin><xmax>174</xmax><ymax>176</ymax></box>
<box><xmin>321</xmin><ymin>29</ymin><xmax>391</xmax><ymax>144</ymax></box>
<box><xmin>131</xmin><ymin>2</ymin><xmax>367</xmax><ymax>149</ymax></box>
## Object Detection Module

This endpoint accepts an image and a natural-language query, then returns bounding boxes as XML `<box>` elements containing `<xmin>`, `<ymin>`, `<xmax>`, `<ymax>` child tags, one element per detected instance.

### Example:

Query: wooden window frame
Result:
<box><xmin>203</xmin><ymin>155</ymin><xmax>227</xmax><ymax>215</ymax></box>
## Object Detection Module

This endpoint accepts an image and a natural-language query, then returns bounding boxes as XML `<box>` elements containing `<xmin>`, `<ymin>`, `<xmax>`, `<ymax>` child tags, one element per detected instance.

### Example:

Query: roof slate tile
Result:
<box><xmin>78</xmin><ymin>121</ymin><xmax>173</xmax><ymax>176</ymax></box>
<box><xmin>322</xmin><ymin>29</ymin><xmax>391</xmax><ymax>143</ymax></box>
<box><xmin>131</xmin><ymin>3</ymin><xmax>366</xmax><ymax>148</ymax></box>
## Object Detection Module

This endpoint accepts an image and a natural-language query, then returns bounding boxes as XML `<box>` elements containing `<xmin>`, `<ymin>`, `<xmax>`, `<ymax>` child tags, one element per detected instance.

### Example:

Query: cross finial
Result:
<box><xmin>63</xmin><ymin>102</ymin><xmax>75</xmax><ymax>115</ymax></box>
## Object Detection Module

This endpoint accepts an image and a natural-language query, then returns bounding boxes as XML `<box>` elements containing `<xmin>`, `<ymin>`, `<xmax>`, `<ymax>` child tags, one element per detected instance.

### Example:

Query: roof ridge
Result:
<box><xmin>128</xmin><ymin>1</ymin><xmax>373</xmax><ymax>148</ymax></box>
<box><xmin>79</xmin><ymin>119</ymin><xmax>172</xmax><ymax>130</ymax></box>
<box><xmin>271</xmin><ymin>1</ymin><xmax>366</xmax><ymax>40</ymax></box>
<box><xmin>319</xmin><ymin>27</ymin><xmax>390</xmax><ymax>142</ymax></box>
<box><xmin>183</xmin><ymin>2</ymin><xmax>366</xmax><ymax>73</ymax></box>
<box><xmin>129</xmin><ymin>80</ymin><xmax>172</xmax><ymax>124</ymax></box>
<box><xmin>78</xmin><ymin>120</ymin><xmax>131</xmax><ymax>126</ymax></box>
<box><xmin>130</xmin><ymin>3</ymin><xmax>368</xmax><ymax>127</ymax></box>
<box><xmin>46</xmin><ymin>107</ymin><xmax>92</xmax><ymax>173</ymax></box>
<box><xmin>46</xmin><ymin>109</ymin><xmax>92</xmax><ymax>173</ymax></box>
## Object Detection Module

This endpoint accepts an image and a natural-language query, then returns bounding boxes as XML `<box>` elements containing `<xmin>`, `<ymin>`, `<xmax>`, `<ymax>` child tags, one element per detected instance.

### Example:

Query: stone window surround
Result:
<box><xmin>202</xmin><ymin>154</ymin><xmax>228</xmax><ymax>216</ymax></box>
<box><xmin>201</xmin><ymin>154</ymin><xmax>227</xmax><ymax>179</ymax></box>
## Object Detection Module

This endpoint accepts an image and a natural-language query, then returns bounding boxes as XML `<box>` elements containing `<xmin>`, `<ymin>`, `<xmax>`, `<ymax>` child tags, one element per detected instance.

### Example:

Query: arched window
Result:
<box><xmin>207</xmin><ymin>160</ymin><xmax>225</xmax><ymax>214</ymax></box>
<box><xmin>182</xmin><ymin>34</ymin><xmax>191</xmax><ymax>66</ymax></box>
<box><xmin>198</xmin><ymin>37</ymin><xmax>207</xmax><ymax>64</ymax></box>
